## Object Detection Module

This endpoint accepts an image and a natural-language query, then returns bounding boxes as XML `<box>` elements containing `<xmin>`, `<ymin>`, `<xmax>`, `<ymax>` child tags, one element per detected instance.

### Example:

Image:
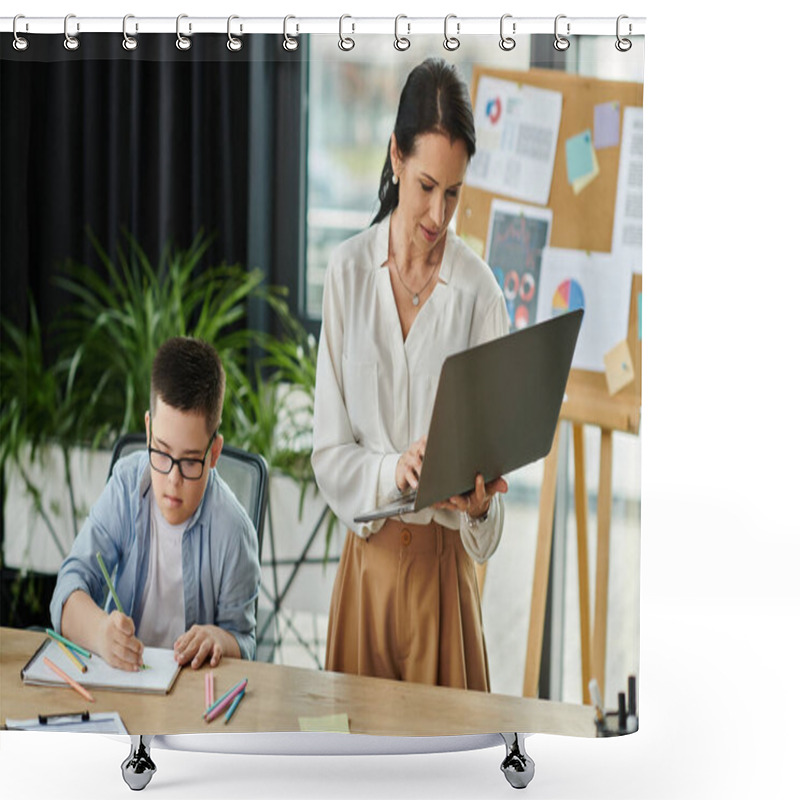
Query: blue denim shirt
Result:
<box><xmin>50</xmin><ymin>451</ymin><xmax>260</xmax><ymax>660</ymax></box>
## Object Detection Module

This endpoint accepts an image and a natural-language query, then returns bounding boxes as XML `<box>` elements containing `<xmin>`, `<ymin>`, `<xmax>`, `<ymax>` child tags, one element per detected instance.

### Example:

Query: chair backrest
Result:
<box><xmin>108</xmin><ymin>432</ymin><xmax>268</xmax><ymax>560</ymax></box>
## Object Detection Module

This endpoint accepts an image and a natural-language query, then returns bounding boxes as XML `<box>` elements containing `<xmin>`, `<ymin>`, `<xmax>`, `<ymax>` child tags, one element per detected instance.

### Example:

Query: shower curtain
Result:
<box><xmin>0</xmin><ymin>12</ymin><xmax>644</xmax><ymax>794</ymax></box>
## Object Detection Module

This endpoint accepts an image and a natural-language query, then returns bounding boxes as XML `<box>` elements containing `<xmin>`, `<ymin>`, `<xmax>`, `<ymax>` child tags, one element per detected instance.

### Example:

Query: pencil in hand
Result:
<box><xmin>96</xmin><ymin>551</ymin><xmax>124</xmax><ymax>613</ymax></box>
<box><xmin>95</xmin><ymin>552</ymin><xmax>150</xmax><ymax>670</ymax></box>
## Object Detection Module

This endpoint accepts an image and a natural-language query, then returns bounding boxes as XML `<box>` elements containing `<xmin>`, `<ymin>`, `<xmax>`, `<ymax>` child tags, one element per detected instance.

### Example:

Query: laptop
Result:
<box><xmin>354</xmin><ymin>308</ymin><xmax>584</xmax><ymax>523</ymax></box>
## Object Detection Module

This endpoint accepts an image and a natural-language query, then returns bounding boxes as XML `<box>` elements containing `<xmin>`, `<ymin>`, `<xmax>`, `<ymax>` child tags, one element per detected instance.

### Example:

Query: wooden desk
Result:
<box><xmin>1</xmin><ymin>627</ymin><xmax>596</xmax><ymax>737</ymax></box>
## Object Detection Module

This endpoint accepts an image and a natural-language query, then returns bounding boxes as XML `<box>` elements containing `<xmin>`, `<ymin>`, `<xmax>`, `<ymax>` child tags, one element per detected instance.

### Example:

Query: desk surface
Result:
<box><xmin>1</xmin><ymin>627</ymin><xmax>595</xmax><ymax>737</ymax></box>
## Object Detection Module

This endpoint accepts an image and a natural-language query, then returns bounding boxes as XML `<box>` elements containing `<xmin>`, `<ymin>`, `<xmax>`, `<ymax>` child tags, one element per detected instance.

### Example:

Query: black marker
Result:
<box><xmin>618</xmin><ymin>692</ymin><xmax>627</xmax><ymax>732</ymax></box>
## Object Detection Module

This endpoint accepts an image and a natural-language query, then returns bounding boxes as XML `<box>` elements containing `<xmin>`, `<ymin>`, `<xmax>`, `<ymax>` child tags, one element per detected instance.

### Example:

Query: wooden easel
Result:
<box><xmin>523</xmin><ymin>273</ymin><xmax>641</xmax><ymax>703</ymax></box>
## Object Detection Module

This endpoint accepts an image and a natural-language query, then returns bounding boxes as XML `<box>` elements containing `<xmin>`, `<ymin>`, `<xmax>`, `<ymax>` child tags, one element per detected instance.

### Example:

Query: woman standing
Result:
<box><xmin>312</xmin><ymin>58</ymin><xmax>509</xmax><ymax>691</ymax></box>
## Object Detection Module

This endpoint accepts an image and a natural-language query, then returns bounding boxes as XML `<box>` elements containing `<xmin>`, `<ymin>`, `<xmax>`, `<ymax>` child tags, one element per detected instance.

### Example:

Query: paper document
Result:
<box><xmin>5</xmin><ymin>711</ymin><xmax>128</xmax><ymax>734</ymax></box>
<box><xmin>536</xmin><ymin>247</ymin><xmax>632</xmax><ymax>373</ymax></box>
<box><xmin>467</xmin><ymin>76</ymin><xmax>562</xmax><ymax>206</ymax></box>
<box><xmin>612</xmin><ymin>106</ymin><xmax>644</xmax><ymax>269</ymax></box>
<box><xmin>22</xmin><ymin>638</ymin><xmax>181</xmax><ymax>694</ymax></box>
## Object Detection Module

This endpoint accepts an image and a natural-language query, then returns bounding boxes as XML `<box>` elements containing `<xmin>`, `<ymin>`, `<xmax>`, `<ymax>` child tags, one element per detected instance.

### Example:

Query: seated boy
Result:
<box><xmin>50</xmin><ymin>337</ymin><xmax>261</xmax><ymax>671</ymax></box>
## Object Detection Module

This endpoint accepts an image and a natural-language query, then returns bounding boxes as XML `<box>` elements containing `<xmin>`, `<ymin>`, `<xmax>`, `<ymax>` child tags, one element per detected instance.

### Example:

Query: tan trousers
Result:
<box><xmin>325</xmin><ymin>518</ymin><xmax>490</xmax><ymax>691</ymax></box>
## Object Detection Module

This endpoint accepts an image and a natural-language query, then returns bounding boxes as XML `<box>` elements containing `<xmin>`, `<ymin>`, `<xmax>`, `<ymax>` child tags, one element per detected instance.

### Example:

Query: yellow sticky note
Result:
<box><xmin>572</xmin><ymin>145</ymin><xmax>600</xmax><ymax>194</ymax></box>
<box><xmin>603</xmin><ymin>340</ymin><xmax>635</xmax><ymax>395</ymax></box>
<box><xmin>298</xmin><ymin>713</ymin><xmax>351</xmax><ymax>733</ymax></box>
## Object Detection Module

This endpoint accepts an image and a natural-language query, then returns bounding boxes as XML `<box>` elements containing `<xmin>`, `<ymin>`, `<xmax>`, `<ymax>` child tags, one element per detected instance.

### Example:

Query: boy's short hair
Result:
<box><xmin>150</xmin><ymin>337</ymin><xmax>225</xmax><ymax>434</ymax></box>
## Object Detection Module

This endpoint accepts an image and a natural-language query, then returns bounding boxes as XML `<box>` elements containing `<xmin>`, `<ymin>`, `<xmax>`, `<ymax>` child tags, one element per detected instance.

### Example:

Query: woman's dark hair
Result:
<box><xmin>372</xmin><ymin>58</ymin><xmax>476</xmax><ymax>226</ymax></box>
<box><xmin>150</xmin><ymin>337</ymin><xmax>226</xmax><ymax>435</ymax></box>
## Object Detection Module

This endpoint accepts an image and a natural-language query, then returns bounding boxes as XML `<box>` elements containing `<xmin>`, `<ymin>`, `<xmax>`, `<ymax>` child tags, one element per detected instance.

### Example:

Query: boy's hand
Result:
<box><xmin>173</xmin><ymin>625</ymin><xmax>227</xmax><ymax>669</ymax></box>
<box><xmin>99</xmin><ymin>610</ymin><xmax>144</xmax><ymax>671</ymax></box>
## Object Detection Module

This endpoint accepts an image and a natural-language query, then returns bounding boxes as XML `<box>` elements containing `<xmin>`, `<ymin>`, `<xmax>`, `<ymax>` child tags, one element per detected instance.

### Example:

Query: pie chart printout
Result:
<box><xmin>552</xmin><ymin>279</ymin><xmax>585</xmax><ymax>315</ymax></box>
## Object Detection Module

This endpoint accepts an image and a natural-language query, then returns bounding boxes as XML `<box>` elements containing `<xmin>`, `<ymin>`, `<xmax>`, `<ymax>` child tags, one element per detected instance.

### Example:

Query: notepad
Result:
<box><xmin>21</xmin><ymin>638</ymin><xmax>181</xmax><ymax>694</ymax></box>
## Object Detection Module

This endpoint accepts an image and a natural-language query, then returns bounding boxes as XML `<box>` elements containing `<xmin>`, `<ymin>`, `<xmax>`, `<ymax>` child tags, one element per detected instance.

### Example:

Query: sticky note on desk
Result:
<box><xmin>298</xmin><ymin>712</ymin><xmax>350</xmax><ymax>733</ymax></box>
<box><xmin>594</xmin><ymin>101</ymin><xmax>621</xmax><ymax>149</ymax></box>
<box><xmin>603</xmin><ymin>340</ymin><xmax>635</xmax><ymax>395</ymax></box>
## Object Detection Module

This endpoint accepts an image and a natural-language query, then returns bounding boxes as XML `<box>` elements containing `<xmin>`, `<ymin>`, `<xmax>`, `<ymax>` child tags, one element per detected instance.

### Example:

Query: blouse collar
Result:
<box><xmin>372</xmin><ymin>212</ymin><xmax>455</xmax><ymax>285</ymax></box>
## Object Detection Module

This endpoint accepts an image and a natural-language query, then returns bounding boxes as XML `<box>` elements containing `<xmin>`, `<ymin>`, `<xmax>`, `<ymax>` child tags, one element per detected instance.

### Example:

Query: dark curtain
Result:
<box><xmin>0</xmin><ymin>33</ymin><xmax>299</xmax><ymax>336</ymax></box>
<box><xmin>0</xmin><ymin>33</ymin><xmax>304</xmax><ymax>610</ymax></box>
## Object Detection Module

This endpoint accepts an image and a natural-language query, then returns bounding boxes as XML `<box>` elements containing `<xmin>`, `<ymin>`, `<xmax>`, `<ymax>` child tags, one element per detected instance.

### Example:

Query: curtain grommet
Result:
<box><xmin>283</xmin><ymin>15</ymin><xmax>299</xmax><ymax>51</ymax></box>
<box><xmin>176</xmin><ymin>14</ymin><xmax>192</xmax><ymax>51</ymax></box>
<box><xmin>499</xmin><ymin>14</ymin><xmax>516</xmax><ymax>51</ymax></box>
<box><xmin>64</xmin><ymin>13</ymin><xmax>80</xmax><ymax>51</ymax></box>
<box><xmin>553</xmin><ymin>14</ymin><xmax>570</xmax><ymax>51</ymax></box>
<box><xmin>12</xmin><ymin>15</ymin><xmax>29</xmax><ymax>51</ymax></box>
<box><xmin>615</xmin><ymin>15</ymin><xmax>633</xmax><ymax>52</ymax></box>
<box><xmin>122</xmin><ymin>14</ymin><xmax>138</xmax><ymax>51</ymax></box>
<box><xmin>227</xmin><ymin>15</ymin><xmax>243</xmax><ymax>52</ymax></box>
<box><xmin>394</xmin><ymin>15</ymin><xmax>411</xmax><ymax>51</ymax></box>
<box><xmin>338</xmin><ymin>14</ymin><xmax>355</xmax><ymax>51</ymax></box>
<box><xmin>444</xmin><ymin>14</ymin><xmax>460</xmax><ymax>52</ymax></box>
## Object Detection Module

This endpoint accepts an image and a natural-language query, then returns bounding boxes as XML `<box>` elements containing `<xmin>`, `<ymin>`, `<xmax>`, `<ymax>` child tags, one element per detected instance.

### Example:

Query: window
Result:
<box><xmin>304</xmin><ymin>37</ymin><xmax>531</xmax><ymax>320</ymax></box>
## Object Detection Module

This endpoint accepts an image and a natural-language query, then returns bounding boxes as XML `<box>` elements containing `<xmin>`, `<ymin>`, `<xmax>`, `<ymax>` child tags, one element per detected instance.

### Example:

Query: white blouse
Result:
<box><xmin>311</xmin><ymin>214</ymin><xmax>510</xmax><ymax>563</ymax></box>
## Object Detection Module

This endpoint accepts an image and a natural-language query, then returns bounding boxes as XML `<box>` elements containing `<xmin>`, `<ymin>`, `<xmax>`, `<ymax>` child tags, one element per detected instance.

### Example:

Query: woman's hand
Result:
<box><xmin>434</xmin><ymin>473</ymin><xmax>509</xmax><ymax>519</ymax></box>
<box><xmin>395</xmin><ymin>436</ymin><xmax>427</xmax><ymax>493</ymax></box>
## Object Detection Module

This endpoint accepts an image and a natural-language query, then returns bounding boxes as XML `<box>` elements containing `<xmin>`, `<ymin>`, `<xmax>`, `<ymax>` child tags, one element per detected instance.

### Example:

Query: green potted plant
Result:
<box><xmin>1</xmin><ymin>230</ymin><xmax>336</xmax><ymax>629</ymax></box>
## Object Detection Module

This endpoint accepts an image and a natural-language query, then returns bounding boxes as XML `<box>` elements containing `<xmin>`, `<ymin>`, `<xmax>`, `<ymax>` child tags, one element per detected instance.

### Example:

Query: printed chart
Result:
<box><xmin>485</xmin><ymin>199</ymin><xmax>552</xmax><ymax>331</ymax></box>
<box><xmin>552</xmin><ymin>279</ymin><xmax>586</xmax><ymax>315</ymax></box>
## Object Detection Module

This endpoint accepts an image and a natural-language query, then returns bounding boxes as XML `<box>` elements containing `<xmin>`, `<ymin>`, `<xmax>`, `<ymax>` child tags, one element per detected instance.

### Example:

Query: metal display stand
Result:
<box><xmin>257</xmin><ymin>499</ymin><xmax>339</xmax><ymax>667</ymax></box>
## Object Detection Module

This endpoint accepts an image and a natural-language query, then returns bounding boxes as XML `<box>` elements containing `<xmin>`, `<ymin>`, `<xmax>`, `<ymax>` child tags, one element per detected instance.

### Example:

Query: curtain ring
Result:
<box><xmin>615</xmin><ymin>15</ymin><xmax>632</xmax><ymax>52</ymax></box>
<box><xmin>122</xmin><ymin>15</ymin><xmax>138</xmax><ymax>51</ymax></box>
<box><xmin>283</xmin><ymin>15</ymin><xmax>299</xmax><ymax>51</ymax></box>
<box><xmin>64</xmin><ymin>13</ymin><xmax>80</xmax><ymax>51</ymax></box>
<box><xmin>444</xmin><ymin>14</ymin><xmax>460</xmax><ymax>51</ymax></box>
<box><xmin>394</xmin><ymin>15</ymin><xmax>410</xmax><ymax>51</ymax></box>
<box><xmin>338</xmin><ymin>15</ymin><xmax>355</xmax><ymax>51</ymax></box>
<box><xmin>553</xmin><ymin>14</ymin><xmax>570</xmax><ymax>51</ymax></box>
<box><xmin>12</xmin><ymin>15</ymin><xmax>29</xmax><ymax>51</ymax></box>
<box><xmin>499</xmin><ymin>14</ymin><xmax>515</xmax><ymax>51</ymax></box>
<box><xmin>176</xmin><ymin>14</ymin><xmax>191</xmax><ymax>50</ymax></box>
<box><xmin>227</xmin><ymin>15</ymin><xmax>242</xmax><ymax>51</ymax></box>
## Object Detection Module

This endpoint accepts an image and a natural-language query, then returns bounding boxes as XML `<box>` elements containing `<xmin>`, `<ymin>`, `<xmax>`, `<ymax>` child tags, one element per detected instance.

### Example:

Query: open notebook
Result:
<box><xmin>22</xmin><ymin>637</ymin><xmax>181</xmax><ymax>694</ymax></box>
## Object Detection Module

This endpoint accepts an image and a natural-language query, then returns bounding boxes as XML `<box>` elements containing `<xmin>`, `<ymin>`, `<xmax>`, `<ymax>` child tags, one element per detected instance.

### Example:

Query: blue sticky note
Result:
<box><xmin>566</xmin><ymin>130</ymin><xmax>595</xmax><ymax>185</ymax></box>
<box><xmin>594</xmin><ymin>101</ymin><xmax>620</xmax><ymax>149</ymax></box>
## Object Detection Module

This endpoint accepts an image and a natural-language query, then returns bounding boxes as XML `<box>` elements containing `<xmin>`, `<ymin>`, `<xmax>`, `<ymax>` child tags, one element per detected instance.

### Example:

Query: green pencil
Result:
<box><xmin>95</xmin><ymin>551</ymin><xmax>123</xmax><ymax>613</ymax></box>
<box><xmin>45</xmin><ymin>628</ymin><xmax>92</xmax><ymax>659</ymax></box>
<box><xmin>95</xmin><ymin>551</ymin><xmax>150</xmax><ymax>671</ymax></box>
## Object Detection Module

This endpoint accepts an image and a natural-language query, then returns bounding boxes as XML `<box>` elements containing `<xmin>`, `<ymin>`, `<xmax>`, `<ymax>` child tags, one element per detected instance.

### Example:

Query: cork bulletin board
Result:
<box><xmin>457</xmin><ymin>66</ymin><xmax>643</xmax><ymax>434</ymax></box>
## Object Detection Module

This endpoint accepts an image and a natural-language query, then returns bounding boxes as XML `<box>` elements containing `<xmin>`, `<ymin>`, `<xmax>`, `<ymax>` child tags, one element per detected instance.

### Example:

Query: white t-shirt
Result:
<box><xmin>311</xmin><ymin>214</ymin><xmax>510</xmax><ymax>562</ymax></box>
<box><xmin>136</xmin><ymin>494</ymin><xmax>188</xmax><ymax>649</ymax></box>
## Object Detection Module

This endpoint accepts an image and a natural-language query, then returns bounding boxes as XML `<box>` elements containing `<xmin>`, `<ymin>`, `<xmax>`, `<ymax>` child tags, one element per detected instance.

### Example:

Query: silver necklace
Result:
<box><xmin>391</xmin><ymin>251</ymin><xmax>439</xmax><ymax>307</ymax></box>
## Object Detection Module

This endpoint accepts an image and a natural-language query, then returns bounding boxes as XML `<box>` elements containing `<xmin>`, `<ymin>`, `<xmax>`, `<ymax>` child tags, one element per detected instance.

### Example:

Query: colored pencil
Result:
<box><xmin>205</xmin><ymin>672</ymin><xmax>214</xmax><ymax>708</ymax></box>
<box><xmin>223</xmin><ymin>688</ymin><xmax>245</xmax><ymax>724</ymax></box>
<box><xmin>203</xmin><ymin>678</ymin><xmax>247</xmax><ymax>719</ymax></box>
<box><xmin>96</xmin><ymin>551</ymin><xmax>124</xmax><ymax>613</ymax></box>
<box><xmin>45</xmin><ymin>628</ymin><xmax>92</xmax><ymax>659</ymax></box>
<box><xmin>43</xmin><ymin>656</ymin><xmax>94</xmax><ymax>703</ymax></box>
<box><xmin>56</xmin><ymin>639</ymin><xmax>87</xmax><ymax>673</ymax></box>
<box><xmin>206</xmin><ymin>685</ymin><xmax>246</xmax><ymax>723</ymax></box>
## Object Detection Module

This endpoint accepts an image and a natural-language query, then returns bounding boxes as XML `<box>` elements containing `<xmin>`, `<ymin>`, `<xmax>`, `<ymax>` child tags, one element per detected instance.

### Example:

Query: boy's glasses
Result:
<box><xmin>148</xmin><ymin>428</ymin><xmax>217</xmax><ymax>481</ymax></box>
